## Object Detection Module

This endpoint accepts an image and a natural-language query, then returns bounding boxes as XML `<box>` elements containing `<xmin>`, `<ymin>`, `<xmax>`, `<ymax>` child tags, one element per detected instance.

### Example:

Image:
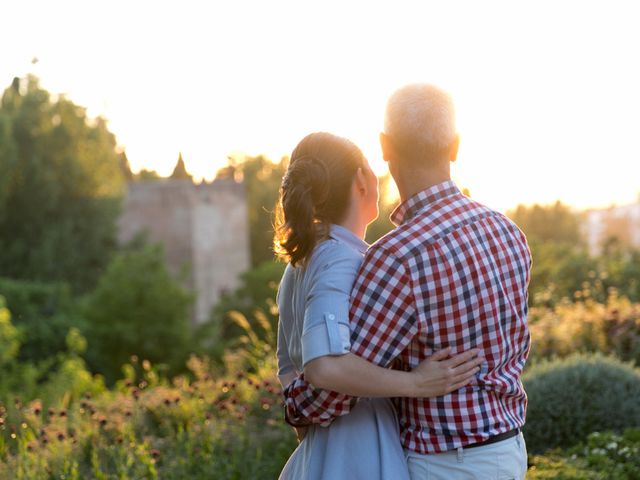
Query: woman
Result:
<box><xmin>274</xmin><ymin>132</ymin><xmax>482</xmax><ymax>479</ymax></box>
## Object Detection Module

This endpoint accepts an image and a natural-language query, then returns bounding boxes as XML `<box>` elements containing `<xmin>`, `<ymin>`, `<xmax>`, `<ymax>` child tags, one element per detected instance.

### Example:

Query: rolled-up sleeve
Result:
<box><xmin>301</xmin><ymin>249</ymin><xmax>362</xmax><ymax>366</ymax></box>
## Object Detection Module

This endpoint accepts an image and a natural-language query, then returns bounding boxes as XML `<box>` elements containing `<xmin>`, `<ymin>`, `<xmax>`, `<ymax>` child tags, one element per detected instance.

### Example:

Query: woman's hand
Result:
<box><xmin>410</xmin><ymin>348</ymin><xmax>484</xmax><ymax>397</ymax></box>
<box><xmin>294</xmin><ymin>426</ymin><xmax>308</xmax><ymax>442</ymax></box>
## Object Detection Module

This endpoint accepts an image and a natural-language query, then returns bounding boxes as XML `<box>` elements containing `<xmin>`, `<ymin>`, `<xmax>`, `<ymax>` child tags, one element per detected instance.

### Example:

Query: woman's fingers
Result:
<box><xmin>443</xmin><ymin>348</ymin><xmax>482</xmax><ymax>368</ymax></box>
<box><xmin>451</xmin><ymin>355</ymin><xmax>485</xmax><ymax>376</ymax></box>
<box><xmin>428</xmin><ymin>347</ymin><xmax>452</xmax><ymax>362</ymax></box>
<box><xmin>447</xmin><ymin>377</ymin><xmax>475</xmax><ymax>393</ymax></box>
<box><xmin>450</xmin><ymin>367</ymin><xmax>480</xmax><ymax>386</ymax></box>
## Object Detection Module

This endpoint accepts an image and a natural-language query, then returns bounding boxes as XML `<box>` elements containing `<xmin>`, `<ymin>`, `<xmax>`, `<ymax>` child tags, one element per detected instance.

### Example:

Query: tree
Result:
<box><xmin>0</xmin><ymin>75</ymin><xmax>125</xmax><ymax>292</ymax></box>
<box><xmin>507</xmin><ymin>201</ymin><xmax>584</xmax><ymax>246</ymax></box>
<box><xmin>83</xmin><ymin>244</ymin><xmax>193</xmax><ymax>385</ymax></box>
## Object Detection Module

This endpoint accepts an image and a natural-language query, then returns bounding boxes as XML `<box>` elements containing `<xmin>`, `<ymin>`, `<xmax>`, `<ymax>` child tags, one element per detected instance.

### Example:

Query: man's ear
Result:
<box><xmin>379</xmin><ymin>132</ymin><xmax>394</xmax><ymax>163</ymax></box>
<box><xmin>449</xmin><ymin>134</ymin><xmax>460</xmax><ymax>163</ymax></box>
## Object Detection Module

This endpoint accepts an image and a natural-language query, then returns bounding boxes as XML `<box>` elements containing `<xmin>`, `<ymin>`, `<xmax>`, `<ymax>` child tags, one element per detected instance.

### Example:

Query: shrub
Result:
<box><xmin>529</xmin><ymin>294</ymin><xmax>640</xmax><ymax>365</ymax></box>
<box><xmin>83</xmin><ymin>244</ymin><xmax>193</xmax><ymax>386</ymax></box>
<box><xmin>523</xmin><ymin>353</ymin><xmax>640</xmax><ymax>453</ymax></box>
<box><xmin>0</xmin><ymin>277</ymin><xmax>87</xmax><ymax>364</ymax></box>
<box><xmin>528</xmin><ymin>429</ymin><xmax>640</xmax><ymax>479</ymax></box>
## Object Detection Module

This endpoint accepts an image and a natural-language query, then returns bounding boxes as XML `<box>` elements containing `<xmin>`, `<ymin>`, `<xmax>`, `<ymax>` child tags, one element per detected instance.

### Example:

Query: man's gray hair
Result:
<box><xmin>384</xmin><ymin>83</ymin><xmax>457</xmax><ymax>160</ymax></box>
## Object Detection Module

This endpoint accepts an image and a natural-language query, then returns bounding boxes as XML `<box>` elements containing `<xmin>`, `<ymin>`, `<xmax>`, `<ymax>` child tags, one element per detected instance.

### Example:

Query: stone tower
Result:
<box><xmin>117</xmin><ymin>164</ymin><xmax>250</xmax><ymax>327</ymax></box>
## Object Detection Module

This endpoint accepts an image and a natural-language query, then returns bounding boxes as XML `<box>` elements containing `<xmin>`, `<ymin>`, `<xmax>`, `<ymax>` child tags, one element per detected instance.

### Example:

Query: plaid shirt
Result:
<box><xmin>283</xmin><ymin>180</ymin><xmax>532</xmax><ymax>453</ymax></box>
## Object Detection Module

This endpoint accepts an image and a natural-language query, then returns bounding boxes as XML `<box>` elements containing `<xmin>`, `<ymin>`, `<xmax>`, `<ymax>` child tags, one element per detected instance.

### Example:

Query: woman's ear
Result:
<box><xmin>354</xmin><ymin>167</ymin><xmax>368</xmax><ymax>196</ymax></box>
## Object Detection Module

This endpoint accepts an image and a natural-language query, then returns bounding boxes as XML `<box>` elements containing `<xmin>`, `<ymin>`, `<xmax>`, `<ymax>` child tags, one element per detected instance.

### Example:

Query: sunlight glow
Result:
<box><xmin>1</xmin><ymin>0</ymin><xmax>638</xmax><ymax>212</ymax></box>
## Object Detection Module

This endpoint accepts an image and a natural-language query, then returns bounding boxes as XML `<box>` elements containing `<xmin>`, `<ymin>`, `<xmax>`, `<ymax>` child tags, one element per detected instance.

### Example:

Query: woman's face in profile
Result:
<box><xmin>362</xmin><ymin>157</ymin><xmax>380</xmax><ymax>223</ymax></box>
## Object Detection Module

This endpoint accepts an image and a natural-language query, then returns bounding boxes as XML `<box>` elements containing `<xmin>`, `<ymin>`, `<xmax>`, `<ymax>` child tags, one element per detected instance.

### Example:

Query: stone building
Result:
<box><xmin>584</xmin><ymin>200</ymin><xmax>640</xmax><ymax>255</ymax></box>
<box><xmin>117</xmin><ymin>157</ymin><xmax>250</xmax><ymax>327</ymax></box>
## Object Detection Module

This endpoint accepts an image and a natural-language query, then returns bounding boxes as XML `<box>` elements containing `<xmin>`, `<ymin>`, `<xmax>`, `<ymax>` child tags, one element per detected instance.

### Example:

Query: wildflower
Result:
<box><xmin>59</xmin><ymin>410</ymin><xmax>67</xmax><ymax>417</ymax></box>
<box><xmin>99</xmin><ymin>417</ymin><xmax>107</xmax><ymax>427</ymax></box>
<box><xmin>150</xmin><ymin>449</ymin><xmax>161</xmax><ymax>459</ymax></box>
<box><xmin>48</xmin><ymin>408</ymin><xmax>56</xmax><ymax>416</ymax></box>
<box><xmin>84</xmin><ymin>392</ymin><xmax>92</xmax><ymax>400</ymax></box>
<box><xmin>57</xmin><ymin>432</ymin><xmax>65</xmax><ymax>441</ymax></box>
<box><xmin>138</xmin><ymin>381</ymin><xmax>148</xmax><ymax>389</ymax></box>
<box><xmin>33</xmin><ymin>406</ymin><xmax>41</xmax><ymax>415</ymax></box>
<box><xmin>132</xmin><ymin>389</ymin><xmax>141</xmax><ymax>400</ymax></box>
<box><xmin>247</xmin><ymin>379</ymin><xmax>254</xmax><ymax>386</ymax></box>
<box><xmin>205</xmin><ymin>412</ymin><xmax>212</xmax><ymax>420</ymax></box>
<box><xmin>26</xmin><ymin>442</ymin><xmax>35</xmax><ymax>452</ymax></box>
<box><xmin>124</xmin><ymin>379</ymin><xmax>133</xmax><ymax>387</ymax></box>
<box><xmin>116</xmin><ymin>436</ymin><xmax>124</xmax><ymax>444</ymax></box>
<box><xmin>235</xmin><ymin>372</ymin><xmax>244</xmax><ymax>380</ymax></box>
<box><xmin>124</xmin><ymin>411</ymin><xmax>132</xmax><ymax>417</ymax></box>
<box><xmin>163</xmin><ymin>398</ymin><xmax>171</xmax><ymax>406</ymax></box>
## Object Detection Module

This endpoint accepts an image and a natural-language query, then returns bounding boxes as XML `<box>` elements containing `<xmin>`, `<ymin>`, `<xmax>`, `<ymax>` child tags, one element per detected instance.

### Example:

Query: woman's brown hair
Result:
<box><xmin>273</xmin><ymin>132</ymin><xmax>366</xmax><ymax>266</ymax></box>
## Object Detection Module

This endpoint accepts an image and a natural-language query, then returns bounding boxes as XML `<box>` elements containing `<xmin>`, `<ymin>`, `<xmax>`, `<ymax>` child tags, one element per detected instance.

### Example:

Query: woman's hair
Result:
<box><xmin>273</xmin><ymin>132</ymin><xmax>366</xmax><ymax>266</ymax></box>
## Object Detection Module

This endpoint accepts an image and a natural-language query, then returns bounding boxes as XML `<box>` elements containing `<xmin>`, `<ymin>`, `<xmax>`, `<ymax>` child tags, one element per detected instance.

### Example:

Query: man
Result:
<box><xmin>284</xmin><ymin>83</ymin><xmax>532</xmax><ymax>479</ymax></box>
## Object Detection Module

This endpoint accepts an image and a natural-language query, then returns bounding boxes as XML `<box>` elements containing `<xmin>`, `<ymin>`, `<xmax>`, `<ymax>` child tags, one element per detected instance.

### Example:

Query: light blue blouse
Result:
<box><xmin>277</xmin><ymin>224</ymin><xmax>367</xmax><ymax>383</ymax></box>
<box><xmin>276</xmin><ymin>224</ymin><xmax>411</xmax><ymax>480</ymax></box>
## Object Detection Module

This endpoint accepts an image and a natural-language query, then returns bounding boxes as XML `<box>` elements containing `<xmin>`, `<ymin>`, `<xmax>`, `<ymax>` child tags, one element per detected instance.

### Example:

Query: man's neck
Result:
<box><xmin>396</xmin><ymin>167</ymin><xmax>451</xmax><ymax>203</ymax></box>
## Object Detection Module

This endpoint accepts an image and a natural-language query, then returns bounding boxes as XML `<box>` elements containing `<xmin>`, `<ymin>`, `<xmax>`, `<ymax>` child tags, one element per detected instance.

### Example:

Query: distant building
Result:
<box><xmin>584</xmin><ymin>200</ymin><xmax>640</xmax><ymax>255</ymax></box>
<box><xmin>117</xmin><ymin>157</ymin><xmax>250</xmax><ymax>327</ymax></box>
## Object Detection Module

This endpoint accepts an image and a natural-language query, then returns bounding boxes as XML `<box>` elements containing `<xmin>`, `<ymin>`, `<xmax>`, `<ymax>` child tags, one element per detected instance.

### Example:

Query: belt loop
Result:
<box><xmin>456</xmin><ymin>447</ymin><xmax>464</xmax><ymax>463</ymax></box>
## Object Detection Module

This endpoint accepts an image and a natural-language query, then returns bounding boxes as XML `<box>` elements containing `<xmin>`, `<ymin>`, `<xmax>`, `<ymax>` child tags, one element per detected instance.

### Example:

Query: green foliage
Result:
<box><xmin>0</xmin><ymin>297</ymin><xmax>20</xmax><ymax>366</ymax></box>
<box><xmin>83</xmin><ymin>244</ymin><xmax>194</xmax><ymax>386</ymax></box>
<box><xmin>522</xmin><ymin>354</ymin><xmax>640</xmax><ymax>454</ymax></box>
<box><xmin>0</xmin><ymin>277</ymin><xmax>86</xmax><ymax>365</ymax></box>
<box><xmin>0</xmin><ymin>75</ymin><xmax>124</xmax><ymax>292</ymax></box>
<box><xmin>529</xmin><ymin>294</ymin><xmax>640</xmax><ymax>365</ymax></box>
<box><xmin>528</xmin><ymin>429</ymin><xmax>640</xmax><ymax>479</ymax></box>
<box><xmin>200</xmin><ymin>261</ymin><xmax>284</xmax><ymax>349</ymax></box>
<box><xmin>0</xmin><ymin>343</ymin><xmax>295</xmax><ymax>479</ymax></box>
<box><xmin>508</xmin><ymin>201</ymin><xmax>584</xmax><ymax>246</ymax></box>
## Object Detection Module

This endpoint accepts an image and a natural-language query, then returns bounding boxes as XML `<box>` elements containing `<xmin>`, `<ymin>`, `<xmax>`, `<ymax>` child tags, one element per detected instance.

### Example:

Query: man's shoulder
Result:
<box><xmin>368</xmin><ymin>195</ymin><xmax>528</xmax><ymax>259</ymax></box>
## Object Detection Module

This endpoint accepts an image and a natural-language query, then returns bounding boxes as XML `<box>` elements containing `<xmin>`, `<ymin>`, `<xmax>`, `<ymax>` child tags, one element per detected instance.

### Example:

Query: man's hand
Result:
<box><xmin>410</xmin><ymin>348</ymin><xmax>484</xmax><ymax>397</ymax></box>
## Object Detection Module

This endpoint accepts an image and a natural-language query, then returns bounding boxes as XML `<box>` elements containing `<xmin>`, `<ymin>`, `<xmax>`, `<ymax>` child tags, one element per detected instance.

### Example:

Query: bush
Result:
<box><xmin>198</xmin><ymin>260</ymin><xmax>284</xmax><ymax>353</ymax></box>
<box><xmin>0</xmin><ymin>346</ymin><xmax>295</xmax><ymax>479</ymax></box>
<box><xmin>523</xmin><ymin>353</ymin><xmax>640</xmax><ymax>453</ymax></box>
<box><xmin>528</xmin><ymin>429</ymin><xmax>640</xmax><ymax>479</ymax></box>
<box><xmin>529</xmin><ymin>294</ymin><xmax>640</xmax><ymax>365</ymax></box>
<box><xmin>83</xmin><ymin>244</ymin><xmax>194</xmax><ymax>386</ymax></box>
<box><xmin>0</xmin><ymin>277</ymin><xmax>86</xmax><ymax>364</ymax></box>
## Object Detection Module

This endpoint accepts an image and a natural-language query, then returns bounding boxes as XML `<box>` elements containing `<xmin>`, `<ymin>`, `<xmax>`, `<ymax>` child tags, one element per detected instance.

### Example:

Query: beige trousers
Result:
<box><xmin>404</xmin><ymin>432</ymin><xmax>528</xmax><ymax>480</ymax></box>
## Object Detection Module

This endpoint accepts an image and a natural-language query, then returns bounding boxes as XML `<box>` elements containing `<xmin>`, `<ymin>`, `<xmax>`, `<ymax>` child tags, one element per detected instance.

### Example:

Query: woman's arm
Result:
<box><xmin>304</xmin><ymin>348</ymin><xmax>483</xmax><ymax>398</ymax></box>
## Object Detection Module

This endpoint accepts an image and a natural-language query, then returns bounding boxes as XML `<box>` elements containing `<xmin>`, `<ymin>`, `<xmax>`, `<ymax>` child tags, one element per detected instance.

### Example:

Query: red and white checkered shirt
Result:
<box><xmin>283</xmin><ymin>180</ymin><xmax>532</xmax><ymax>454</ymax></box>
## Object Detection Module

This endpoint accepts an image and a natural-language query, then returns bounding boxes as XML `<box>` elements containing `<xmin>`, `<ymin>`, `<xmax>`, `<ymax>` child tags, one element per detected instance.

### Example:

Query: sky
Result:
<box><xmin>1</xmin><ymin>0</ymin><xmax>639</xmax><ymax>212</ymax></box>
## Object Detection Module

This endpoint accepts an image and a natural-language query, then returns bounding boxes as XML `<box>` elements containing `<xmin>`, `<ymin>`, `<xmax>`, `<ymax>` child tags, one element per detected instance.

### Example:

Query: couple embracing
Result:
<box><xmin>274</xmin><ymin>84</ymin><xmax>531</xmax><ymax>480</ymax></box>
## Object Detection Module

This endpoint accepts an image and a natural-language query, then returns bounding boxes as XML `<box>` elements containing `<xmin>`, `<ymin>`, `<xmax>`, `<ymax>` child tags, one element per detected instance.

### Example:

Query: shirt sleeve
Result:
<box><xmin>281</xmin><ymin>245</ymin><xmax>363</xmax><ymax>427</ymax></box>
<box><xmin>349</xmin><ymin>245</ymin><xmax>419</xmax><ymax>367</ymax></box>
<box><xmin>301</xmin><ymin>248</ymin><xmax>360</xmax><ymax>366</ymax></box>
<box><xmin>277</xmin><ymin>315</ymin><xmax>296</xmax><ymax>384</ymax></box>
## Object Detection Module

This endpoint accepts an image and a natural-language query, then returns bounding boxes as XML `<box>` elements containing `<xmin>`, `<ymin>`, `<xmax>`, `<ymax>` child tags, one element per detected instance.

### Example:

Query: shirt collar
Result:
<box><xmin>390</xmin><ymin>180</ymin><xmax>461</xmax><ymax>226</ymax></box>
<box><xmin>329</xmin><ymin>224</ymin><xmax>369</xmax><ymax>254</ymax></box>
